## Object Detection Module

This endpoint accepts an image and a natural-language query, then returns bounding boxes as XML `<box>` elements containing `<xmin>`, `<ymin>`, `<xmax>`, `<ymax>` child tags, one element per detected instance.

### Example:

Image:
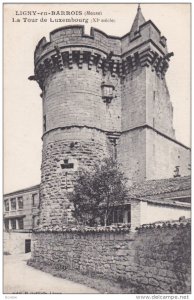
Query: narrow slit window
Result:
<box><xmin>43</xmin><ymin>115</ymin><xmax>46</xmax><ymax>132</ymax></box>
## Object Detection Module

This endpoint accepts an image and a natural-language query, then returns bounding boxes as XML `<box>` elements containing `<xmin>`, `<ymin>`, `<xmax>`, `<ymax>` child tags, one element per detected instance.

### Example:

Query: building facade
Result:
<box><xmin>3</xmin><ymin>185</ymin><xmax>40</xmax><ymax>231</ymax></box>
<box><xmin>27</xmin><ymin>6</ymin><xmax>190</xmax><ymax>227</ymax></box>
<box><xmin>3</xmin><ymin>185</ymin><xmax>40</xmax><ymax>254</ymax></box>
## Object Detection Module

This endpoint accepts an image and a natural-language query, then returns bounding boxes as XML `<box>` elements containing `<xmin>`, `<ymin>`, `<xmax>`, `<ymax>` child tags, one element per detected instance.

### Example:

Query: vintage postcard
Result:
<box><xmin>3</xmin><ymin>2</ymin><xmax>191</xmax><ymax>296</ymax></box>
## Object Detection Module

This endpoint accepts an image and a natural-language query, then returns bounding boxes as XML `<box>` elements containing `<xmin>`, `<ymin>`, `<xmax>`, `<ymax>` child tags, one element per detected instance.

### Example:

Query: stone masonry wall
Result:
<box><xmin>40</xmin><ymin>128</ymin><xmax>108</xmax><ymax>227</ymax></box>
<box><xmin>31</xmin><ymin>225</ymin><xmax>191</xmax><ymax>293</ymax></box>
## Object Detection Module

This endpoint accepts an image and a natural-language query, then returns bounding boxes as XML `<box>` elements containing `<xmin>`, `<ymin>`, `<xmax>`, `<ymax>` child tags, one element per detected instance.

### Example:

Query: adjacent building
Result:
<box><xmin>3</xmin><ymin>184</ymin><xmax>40</xmax><ymax>231</ymax></box>
<box><xmin>109</xmin><ymin>175</ymin><xmax>191</xmax><ymax>230</ymax></box>
<box><xmin>3</xmin><ymin>185</ymin><xmax>40</xmax><ymax>254</ymax></box>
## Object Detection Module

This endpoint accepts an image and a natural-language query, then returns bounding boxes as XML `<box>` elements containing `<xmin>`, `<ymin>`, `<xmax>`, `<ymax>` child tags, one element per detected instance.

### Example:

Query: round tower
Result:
<box><xmin>31</xmin><ymin>26</ymin><xmax>122</xmax><ymax>227</ymax></box>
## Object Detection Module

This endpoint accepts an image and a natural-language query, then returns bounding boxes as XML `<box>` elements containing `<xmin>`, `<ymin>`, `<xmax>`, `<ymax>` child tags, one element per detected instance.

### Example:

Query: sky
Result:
<box><xmin>4</xmin><ymin>3</ymin><xmax>191</xmax><ymax>194</ymax></box>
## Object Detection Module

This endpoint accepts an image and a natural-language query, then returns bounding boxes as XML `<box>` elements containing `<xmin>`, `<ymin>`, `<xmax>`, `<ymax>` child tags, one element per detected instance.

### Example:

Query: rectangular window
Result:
<box><xmin>113</xmin><ymin>208</ymin><xmax>123</xmax><ymax>224</ymax></box>
<box><xmin>25</xmin><ymin>239</ymin><xmax>31</xmax><ymax>253</ymax></box>
<box><xmin>107</xmin><ymin>206</ymin><xmax>131</xmax><ymax>225</ymax></box>
<box><xmin>4</xmin><ymin>200</ymin><xmax>9</xmax><ymax>211</ymax></box>
<box><xmin>32</xmin><ymin>193</ymin><xmax>38</xmax><ymax>206</ymax></box>
<box><xmin>10</xmin><ymin>198</ymin><xmax>16</xmax><ymax>211</ymax></box>
<box><xmin>60</xmin><ymin>159</ymin><xmax>74</xmax><ymax>170</ymax></box>
<box><xmin>127</xmin><ymin>207</ymin><xmax>131</xmax><ymax>223</ymax></box>
<box><xmin>18</xmin><ymin>218</ymin><xmax>24</xmax><ymax>230</ymax></box>
<box><xmin>4</xmin><ymin>219</ymin><xmax>9</xmax><ymax>231</ymax></box>
<box><xmin>61</xmin><ymin>163</ymin><xmax>74</xmax><ymax>169</ymax></box>
<box><xmin>118</xmin><ymin>209</ymin><xmax>123</xmax><ymax>223</ymax></box>
<box><xmin>11</xmin><ymin>219</ymin><xmax>16</xmax><ymax>230</ymax></box>
<box><xmin>18</xmin><ymin>196</ymin><xmax>23</xmax><ymax>209</ymax></box>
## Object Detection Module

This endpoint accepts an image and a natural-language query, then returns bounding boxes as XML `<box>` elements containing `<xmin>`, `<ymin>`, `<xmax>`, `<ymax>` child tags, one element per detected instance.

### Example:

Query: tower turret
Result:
<box><xmin>31</xmin><ymin>26</ymin><xmax>123</xmax><ymax>226</ymax></box>
<box><xmin>129</xmin><ymin>4</ymin><xmax>146</xmax><ymax>39</ymax></box>
<box><xmin>118</xmin><ymin>6</ymin><xmax>178</xmax><ymax>182</ymax></box>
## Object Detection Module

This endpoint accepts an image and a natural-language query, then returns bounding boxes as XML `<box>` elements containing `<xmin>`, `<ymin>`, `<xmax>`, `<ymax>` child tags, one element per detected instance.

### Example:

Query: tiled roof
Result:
<box><xmin>128</xmin><ymin>176</ymin><xmax>191</xmax><ymax>198</ymax></box>
<box><xmin>136</xmin><ymin>217</ymin><xmax>191</xmax><ymax>231</ymax></box>
<box><xmin>34</xmin><ymin>224</ymin><xmax>131</xmax><ymax>233</ymax></box>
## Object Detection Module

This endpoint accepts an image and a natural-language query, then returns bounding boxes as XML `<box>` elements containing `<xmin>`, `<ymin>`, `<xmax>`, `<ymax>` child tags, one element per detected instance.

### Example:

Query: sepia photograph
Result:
<box><xmin>3</xmin><ymin>2</ymin><xmax>191</xmax><ymax>295</ymax></box>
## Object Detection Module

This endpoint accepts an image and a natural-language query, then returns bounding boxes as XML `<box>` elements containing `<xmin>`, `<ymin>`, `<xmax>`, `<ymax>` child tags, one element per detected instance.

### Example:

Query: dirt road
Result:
<box><xmin>4</xmin><ymin>253</ymin><xmax>99</xmax><ymax>294</ymax></box>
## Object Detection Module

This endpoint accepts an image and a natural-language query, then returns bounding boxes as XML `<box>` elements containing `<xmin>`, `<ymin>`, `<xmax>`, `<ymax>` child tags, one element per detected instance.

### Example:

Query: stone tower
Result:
<box><xmin>30</xmin><ymin>6</ymin><xmax>190</xmax><ymax>227</ymax></box>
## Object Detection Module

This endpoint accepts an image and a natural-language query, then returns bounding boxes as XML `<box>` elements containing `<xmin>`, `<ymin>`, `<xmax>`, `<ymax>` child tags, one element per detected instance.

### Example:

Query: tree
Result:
<box><xmin>68</xmin><ymin>157</ymin><xmax>129</xmax><ymax>226</ymax></box>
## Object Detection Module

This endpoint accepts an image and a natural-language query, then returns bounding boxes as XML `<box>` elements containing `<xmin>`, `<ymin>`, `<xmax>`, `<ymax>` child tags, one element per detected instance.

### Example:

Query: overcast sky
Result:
<box><xmin>4</xmin><ymin>3</ymin><xmax>191</xmax><ymax>194</ymax></box>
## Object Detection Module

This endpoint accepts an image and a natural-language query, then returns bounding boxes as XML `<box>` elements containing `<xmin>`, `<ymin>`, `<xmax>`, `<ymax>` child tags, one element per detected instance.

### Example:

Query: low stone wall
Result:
<box><xmin>30</xmin><ymin>224</ymin><xmax>191</xmax><ymax>293</ymax></box>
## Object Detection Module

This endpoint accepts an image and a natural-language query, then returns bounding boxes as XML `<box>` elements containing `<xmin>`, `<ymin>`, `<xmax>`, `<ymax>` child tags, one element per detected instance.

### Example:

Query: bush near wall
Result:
<box><xmin>28</xmin><ymin>222</ymin><xmax>191</xmax><ymax>294</ymax></box>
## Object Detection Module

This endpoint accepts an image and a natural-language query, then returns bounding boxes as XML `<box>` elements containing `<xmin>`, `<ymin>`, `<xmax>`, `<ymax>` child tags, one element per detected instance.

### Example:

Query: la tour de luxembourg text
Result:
<box><xmin>12</xmin><ymin>10</ymin><xmax>105</xmax><ymax>23</ymax></box>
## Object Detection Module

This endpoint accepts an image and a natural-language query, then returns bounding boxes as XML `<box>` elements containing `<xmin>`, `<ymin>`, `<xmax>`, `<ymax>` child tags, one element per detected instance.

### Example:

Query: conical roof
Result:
<box><xmin>130</xmin><ymin>5</ymin><xmax>146</xmax><ymax>36</ymax></box>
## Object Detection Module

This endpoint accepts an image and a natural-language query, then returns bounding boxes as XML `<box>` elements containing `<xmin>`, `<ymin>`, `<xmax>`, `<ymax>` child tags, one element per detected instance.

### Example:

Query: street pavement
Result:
<box><xmin>3</xmin><ymin>253</ymin><xmax>99</xmax><ymax>294</ymax></box>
